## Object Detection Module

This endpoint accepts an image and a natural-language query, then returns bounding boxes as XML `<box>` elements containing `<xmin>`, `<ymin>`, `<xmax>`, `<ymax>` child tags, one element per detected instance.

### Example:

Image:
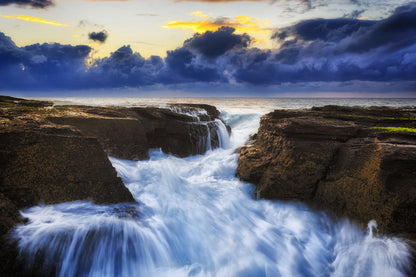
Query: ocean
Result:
<box><xmin>13</xmin><ymin>98</ymin><xmax>416</xmax><ymax>276</ymax></box>
<box><xmin>35</xmin><ymin>97</ymin><xmax>416</xmax><ymax>112</ymax></box>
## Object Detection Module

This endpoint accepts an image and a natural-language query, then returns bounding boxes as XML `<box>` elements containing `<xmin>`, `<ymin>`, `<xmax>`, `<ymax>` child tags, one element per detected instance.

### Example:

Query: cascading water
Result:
<box><xmin>167</xmin><ymin>106</ymin><xmax>228</xmax><ymax>153</ymax></box>
<box><xmin>215</xmin><ymin>119</ymin><xmax>230</xmax><ymax>149</ymax></box>
<box><xmin>167</xmin><ymin>106</ymin><xmax>208</xmax><ymax>122</ymax></box>
<box><xmin>12</xmin><ymin>110</ymin><xmax>413</xmax><ymax>277</ymax></box>
<box><xmin>205</xmin><ymin>123</ymin><xmax>212</xmax><ymax>152</ymax></box>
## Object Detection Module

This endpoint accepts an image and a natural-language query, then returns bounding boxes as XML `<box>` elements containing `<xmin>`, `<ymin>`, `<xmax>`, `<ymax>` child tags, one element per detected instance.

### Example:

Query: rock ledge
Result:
<box><xmin>237</xmin><ymin>105</ymin><xmax>416</xmax><ymax>240</ymax></box>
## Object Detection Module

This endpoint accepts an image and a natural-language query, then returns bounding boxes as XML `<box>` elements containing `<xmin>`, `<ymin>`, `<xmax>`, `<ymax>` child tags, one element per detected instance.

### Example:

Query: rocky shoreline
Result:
<box><xmin>237</xmin><ymin>105</ymin><xmax>416</xmax><ymax>242</ymax></box>
<box><xmin>0</xmin><ymin>96</ymin><xmax>229</xmax><ymax>275</ymax></box>
<box><xmin>2</xmin><ymin>96</ymin><xmax>416</xmax><ymax>275</ymax></box>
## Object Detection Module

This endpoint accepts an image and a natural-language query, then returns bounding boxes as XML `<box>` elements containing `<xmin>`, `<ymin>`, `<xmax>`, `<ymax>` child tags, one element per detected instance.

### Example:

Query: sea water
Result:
<box><xmin>12</xmin><ymin>98</ymin><xmax>416</xmax><ymax>276</ymax></box>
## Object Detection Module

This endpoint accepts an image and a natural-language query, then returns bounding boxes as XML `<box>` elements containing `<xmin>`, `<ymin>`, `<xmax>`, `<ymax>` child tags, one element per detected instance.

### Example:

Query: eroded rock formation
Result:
<box><xmin>237</xmin><ymin>106</ymin><xmax>416</xmax><ymax>239</ymax></box>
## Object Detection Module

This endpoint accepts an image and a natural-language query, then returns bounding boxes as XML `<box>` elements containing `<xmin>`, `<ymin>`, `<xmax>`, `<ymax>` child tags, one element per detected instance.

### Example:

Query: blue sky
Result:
<box><xmin>0</xmin><ymin>0</ymin><xmax>415</xmax><ymax>96</ymax></box>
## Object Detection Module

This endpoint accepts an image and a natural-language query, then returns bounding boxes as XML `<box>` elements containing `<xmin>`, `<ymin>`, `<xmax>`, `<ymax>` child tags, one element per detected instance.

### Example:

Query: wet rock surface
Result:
<box><xmin>237</xmin><ymin>105</ymin><xmax>416</xmax><ymax>240</ymax></box>
<box><xmin>0</xmin><ymin>96</ymin><xmax>228</xmax><ymax>275</ymax></box>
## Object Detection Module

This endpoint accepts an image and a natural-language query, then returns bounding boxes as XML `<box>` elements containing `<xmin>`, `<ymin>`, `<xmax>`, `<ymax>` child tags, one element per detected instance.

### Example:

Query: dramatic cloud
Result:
<box><xmin>0</xmin><ymin>14</ymin><xmax>68</xmax><ymax>27</ymax></box>
<box><xmin>273</xmin><ymin>2</ymin><xmax>416</xmax><ymax>56</ymax></box>
<box><xmin>0</xmin><ymin>2</ymin><xmax>415</xmax><ymax>93</ymax></box>
<box><xmin>160</xmin><ymin>47</ymin><xmax>222</xmax><ymax>83</ymax></box>
<box><xmin>344</xmin><ymin>3</ymin><xmax>416</xmax><ymax>53</ymax></box>
<box><xmin>0</xmin><ymin>32</ymin><xmax>90</xmax><ymax>89</ymax></box>
<box><xmin>184</xmin><ymin>26</ymin><xmax>251</xmax><ymax>58</ymax></box>
<box><xmin>0</xmin><ymin>0</ymin><xmax>53</xmax><ymax>8</ymax></box>
<box><xmin>88</xmin><ymin>31</ymin><xmax>108</xmax><ymax>43</ymax></box>
<box><xmin>88</xmin><ymin>46</ymin><xmax>163</xmax><ymax>87</ymax></box>
<box><xmin>0</xmin><ymin>32</ymin><xmax>24</xmax><ymax>67</ymax></box>
<box><xmin>272</xmin><ymin>18</ymin><xmax>376</xmax><ymax>42</ymax></box>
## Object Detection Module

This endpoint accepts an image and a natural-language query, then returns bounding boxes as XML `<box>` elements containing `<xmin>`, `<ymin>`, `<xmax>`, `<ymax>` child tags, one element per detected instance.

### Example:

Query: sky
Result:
<box><xmin>0</xmin><ymin>0</ymin><xmax>415</xmax><ymax>97</ymax></box>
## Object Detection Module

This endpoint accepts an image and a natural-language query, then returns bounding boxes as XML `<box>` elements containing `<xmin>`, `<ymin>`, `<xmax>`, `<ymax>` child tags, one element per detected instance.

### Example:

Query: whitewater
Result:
<box><xmin>13</xmin><ymin>98</ymin><xmax>416</xmax><ymax>276</ymax></box>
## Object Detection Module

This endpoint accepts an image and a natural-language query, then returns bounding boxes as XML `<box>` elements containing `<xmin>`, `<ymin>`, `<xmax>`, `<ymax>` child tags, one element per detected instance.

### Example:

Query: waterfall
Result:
<box><xmin>195</xmin><ymin>120</ymin><xmax>230</xmax><ymax>153</ymax></box>
<box><xmin>215</xmin><ymin>119</ymin><xmax>230</xmax><ymax>149</ymax></box>
<box><xmin>205</xmin><ymin>123</ymin><xmax>212</xmax><ymax>152</ymax></box>
<box><xmin>11</xmin><ymin>110</ymin><xmax>412</xmax><ymax>277</ymax></box>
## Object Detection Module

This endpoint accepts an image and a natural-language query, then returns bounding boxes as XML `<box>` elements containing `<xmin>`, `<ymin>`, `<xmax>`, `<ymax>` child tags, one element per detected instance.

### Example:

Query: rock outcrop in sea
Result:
<box><xmin>237</xmin><ymin>105</ymin><xmax>416</xmax><ymax>240</ymax></box>
<box><xmin>0</xmin><ymin>96</ymin><xmax>229</xmax><ymax>275</ymax></box>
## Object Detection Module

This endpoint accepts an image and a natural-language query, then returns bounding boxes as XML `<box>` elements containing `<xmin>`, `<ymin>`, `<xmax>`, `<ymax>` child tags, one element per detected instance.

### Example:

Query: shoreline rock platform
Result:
<box><xmin>1</xmin><ymin>97</ymin><xmax>415</xmax><ymax>275</ymax></box>
<box><xmin>237</xmin><ymin>105</ymin><xmax>416</xmax><ymax>242</ymax></box>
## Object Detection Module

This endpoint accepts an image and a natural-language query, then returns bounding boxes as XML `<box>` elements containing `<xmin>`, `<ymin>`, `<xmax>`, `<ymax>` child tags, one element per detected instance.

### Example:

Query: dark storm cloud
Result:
<box><xmin>90</xmin><ymin>27</ymin><xmax>245</xmax><ymax>85</ymax></box>
<box><xmin>0</xmin><ymin>32</ymin><xmax>24</xmax><ymax>65</ymax></box>
<box><xmin>160</xmin><ymin>47</ymin><xmax>222</xmax><ymax>83</ymax></box>
<box><xmin>88</xmin><ymin>31</ymin><xmax>108</xmax><ymax>43</ymax></box>
<box><xmin>0</xmin><ymin>2</ymin><xmax>415</xmax><ymax>93</ymax></box>
<box><xmin>0</xmin><ymin>32</ymin><xmax>91</xmax><ymax>89</ymax></box>
<box><xmin>253</xmin><ymin>2</ymin><xmax>416</xmax><ymax>84</ymax></box>
<box><xmin>87</xmin><ymin>45</ymin><xmax>164</xmax><ymax>87</ymax></box>
<box><xmin>184</xmin><ymin>26</ymin><xmax>252</xmax><ymax>58</ymax></box>
<box><xmin>240</xmin><ymin>2</ymin><xmax>416</xmax><ymax>85</ymax></box>
<box><xmin>273</xmin><ymin>18</ymin><xmax>377</xmax><ymax>43</ymax></box>
<box><xmin>344</xmin><ymin>3</ymin><xmax>416</xmax><ymax>53</ymax></box>
<box><xmin>0</xmin><ymin>0</ymin><xmax>53</xmax><ymax>8</ymax></box>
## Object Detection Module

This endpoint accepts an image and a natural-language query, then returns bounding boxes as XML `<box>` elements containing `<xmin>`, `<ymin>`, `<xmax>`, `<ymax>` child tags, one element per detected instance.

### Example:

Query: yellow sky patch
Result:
<box><xmin>190</xmin><ymin>11</ymin><xmax>210</xmax><ymax>18</ymax></box>
<box><xmin>87</xmin><ymin>42</ymin><xmax>101</xmax><ymax>47</ymax></box>
<box><xmin>0</xmin><ymin>14</ymin><xmax>68</xmax><ymax>27</ymax></box>
<box><xmin>163</xmin><ymin>11</ymin><xmax>271</xmax><ymax>40</ymax></box>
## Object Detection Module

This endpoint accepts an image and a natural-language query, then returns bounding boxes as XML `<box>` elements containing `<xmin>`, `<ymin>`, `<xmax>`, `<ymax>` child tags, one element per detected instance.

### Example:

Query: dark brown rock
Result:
<box><xmin>47</xmin><ymin>117</ymin><xmax>150</xmax><ymax>160</ymax></box>
<box><xmin>237</xmin><ymin>114</ymin><xmax>358</xmax><ymax>200</ymax></box>
<box><xmin>127</xmin><ymin>105</ymin><xmax>227</xmax><ymax>157</ymax></box>
<box><xmin>0</xmin><ymin>127</ymin><xmax>135</xmax><ymax>276</ymax></box>
<box><xmin>0</xmin><ymin>98</ymin><xmax>135</xmax><ymax>276</ymax></box>
<box><xmin>46</xmin><ymin>104</ymin><xmax>228</xmax><ymax>160</ymax></box>
<box><xmin>130</xmin><ymin>107</ymin><xmax>221</xmax><ymax>157</ymax></box>
<box><xmin>237</xmin><ymin>106</ymin><xmax>416</xmax><ymax>239</ymax></box>
<box><xmin>0</xmin><ymin>132</ymin><xmax>134</xmax><ymax>207</ymax></box>
<box><xmin>0</xmin><ymin>192</ymin><xmax>22</xmax><ymax>276</ymax></box>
